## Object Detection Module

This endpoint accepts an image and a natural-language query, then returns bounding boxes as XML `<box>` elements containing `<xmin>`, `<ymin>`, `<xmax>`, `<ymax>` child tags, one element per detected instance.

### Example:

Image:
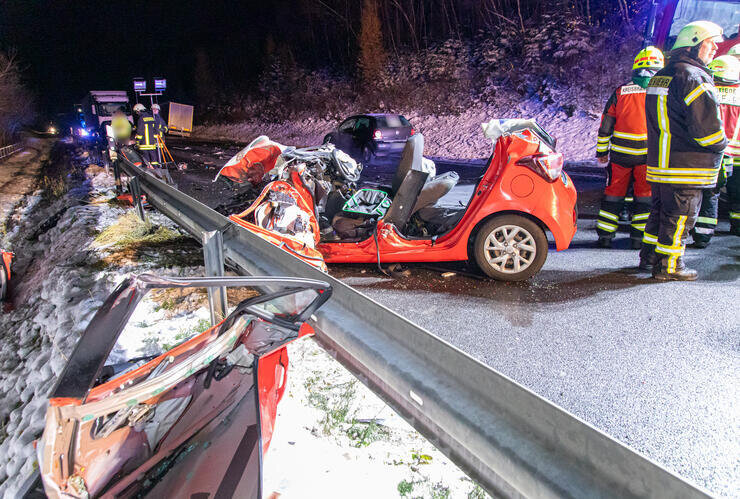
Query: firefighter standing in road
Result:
<box><xmin>595</xmin><ymin>46</ymin><xmax>665</xmax><ymax>249</ymax></box>
<box><xmin>111</xmin><ymin>108</ymin><xmax>133</xmax><ymax>194</ymax></box>
<box><xmin>133</xmin><ymin>103</ymin><xmax>161</xmax><ymax>166</ymax></box>
<box><xmin>151</xmin><ymin>103</ymin><xmax>168</xmax><ymax>152</ymax></box>
<box><xmin>691</xmin><ymin>55</ymin><xmax>740</xmax><ymax>246</ymax></box>
<box><xmin>639</xmin><ymin>21</ymin><xmax>727</xmax><ymax>280</ymax></box>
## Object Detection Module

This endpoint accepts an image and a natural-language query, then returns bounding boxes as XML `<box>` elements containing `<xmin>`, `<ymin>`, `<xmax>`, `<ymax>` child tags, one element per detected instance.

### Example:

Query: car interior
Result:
<box><xmin>323</xmin><ymin>133</ymin><xmax>468</xmax><ymax>241</ymax></box>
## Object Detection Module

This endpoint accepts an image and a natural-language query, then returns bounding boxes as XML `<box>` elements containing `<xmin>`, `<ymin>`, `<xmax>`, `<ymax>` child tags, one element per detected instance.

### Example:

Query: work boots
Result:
<box><xmin>653</xmin><ymin>258</ymin><xmax>698</xmax><ymax>281</ymax></box>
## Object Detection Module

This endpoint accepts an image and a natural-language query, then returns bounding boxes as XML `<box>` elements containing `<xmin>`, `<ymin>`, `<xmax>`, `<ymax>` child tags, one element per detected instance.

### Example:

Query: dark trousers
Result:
<box><xmin>140</xmin><ymin>148</ymin><xmax>161</xmax><ymax>166</ymax></box>
<box><xmin>728</xmin><ymin>169</ymin><xmax>740</xmax><ymax>232</ymax></box>
<box><xmin>640</xmin><ymin>184</ymin><xmax>702</xmax><ymax>273</ymax></box>
<box><xmin>692</xmin><ymin>188</ymin><xmax>720</xmax><ymax>243</ymax></box>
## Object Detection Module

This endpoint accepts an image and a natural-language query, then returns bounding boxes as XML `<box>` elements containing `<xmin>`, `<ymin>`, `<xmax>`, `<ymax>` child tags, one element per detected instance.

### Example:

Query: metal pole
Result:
<box><xmin>128</xmin><ymin>177</ymin><xmax>147</xmax><ymax>222</ymax></box>
<box><xmin>202</xmin><ymin>230</ymin><xmax>227</xmax><ymax>325</ymax></box>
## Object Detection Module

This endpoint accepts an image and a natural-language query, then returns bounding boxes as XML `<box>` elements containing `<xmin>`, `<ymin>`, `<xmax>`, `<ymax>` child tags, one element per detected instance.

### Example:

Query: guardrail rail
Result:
<box><xmin>0</xmin><ymin>142</ymin><xmax>23</xmax><ymax>161</ymax></box>
<box><xmin>116</xmin><ymin>157</ymin><xmax>710</xmax><ymax>499</ymax></box>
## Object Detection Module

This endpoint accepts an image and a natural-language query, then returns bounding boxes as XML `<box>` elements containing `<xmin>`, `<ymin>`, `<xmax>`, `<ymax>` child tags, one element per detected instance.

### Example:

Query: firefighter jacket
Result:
<box><xmin>153</xmin><ymin>113</ymin><xmax>168</xmax><ymax>136</ymax></box>
<box><xmin>135</xmin><ymin>113</ymin><xmax>158</xmax><ymax>151</ymax></box>
<box><xmin>645</xmin><ymin>51</ymin><xmax>727</xmax><ymax>188</ymax></box>
<box><xmin>716</xmin><ymin>83</ymin><xmax>740</xmax><ymax>170</ymax></box>
<box><xmin>596</xmin><ymin>82</ymin><xmax>648</xmax><ymax>167</ymax></box>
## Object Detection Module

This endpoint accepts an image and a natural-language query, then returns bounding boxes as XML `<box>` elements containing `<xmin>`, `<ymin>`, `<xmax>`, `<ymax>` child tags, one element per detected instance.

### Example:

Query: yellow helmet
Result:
<box><xmin>633</xmin><ymin>46</ymin><xmax>664</xmax><ymax>71</ymax></box>
<box><xmin>729</xmin><ymin>44</ymin><xmax>740</xmax><ymax>57</ymax></box>
<box><xmin>708</xmin><ymin>55</ymin><xmax>740</xmax><ymax>83</ymax></box>
<box><xmin>672</xmin><ymin>21</ymin><xmax>723</xmax><ymax>50</ymax></box>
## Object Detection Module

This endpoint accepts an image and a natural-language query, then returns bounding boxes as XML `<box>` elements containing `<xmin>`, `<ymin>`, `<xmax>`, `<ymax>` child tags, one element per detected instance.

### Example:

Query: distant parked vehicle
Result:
<box><xmin>323</xmin><ymin>113</ymin><xmax>415</xmax><ymax>164</ymax></box>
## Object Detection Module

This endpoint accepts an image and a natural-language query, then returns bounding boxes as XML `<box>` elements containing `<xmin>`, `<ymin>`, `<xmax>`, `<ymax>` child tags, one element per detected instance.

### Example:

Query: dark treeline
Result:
<box><xmin>0</xmin><ymin>0</ymin><xmax>647</xmax><ymax>117</ymax></box>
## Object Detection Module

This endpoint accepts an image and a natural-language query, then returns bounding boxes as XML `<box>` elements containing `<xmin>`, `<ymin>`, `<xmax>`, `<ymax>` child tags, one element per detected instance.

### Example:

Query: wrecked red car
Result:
<box><xmin>1</xmin><ymin>250</ymin><xmax>12</xmax><ymax>301</ymax></box>
<box><xmin>229</xmin><ymin>120</ymin><xmax>577</xmax><ymax>281</ymax></box>
<box><xmin>33</xmin><ymin>274</ymin><xmax>331</xmax><ymax>498</ymax></box>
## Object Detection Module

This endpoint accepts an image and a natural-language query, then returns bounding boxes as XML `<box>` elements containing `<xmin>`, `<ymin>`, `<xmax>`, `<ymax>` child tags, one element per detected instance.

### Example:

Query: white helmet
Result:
<box><xmin>133</xmin><ymin>103</ymin><xmax>146</xmax><ymax>113</ymax></box>
<box><xmin>151</xmin><ymin>103</ymin><xmax>161</xmax><ymax>112</ymax></box>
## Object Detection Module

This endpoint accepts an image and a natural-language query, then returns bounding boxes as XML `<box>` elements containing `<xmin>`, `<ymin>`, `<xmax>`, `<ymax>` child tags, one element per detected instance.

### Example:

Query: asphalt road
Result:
<box><xmin>168</xmin><ymin>138</ymin><xmax>739</xmax><ymax>496</ymax></box>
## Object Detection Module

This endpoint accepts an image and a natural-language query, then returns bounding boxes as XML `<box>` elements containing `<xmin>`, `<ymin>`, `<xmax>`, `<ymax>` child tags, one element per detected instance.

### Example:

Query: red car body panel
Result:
<box><xmin>2</xmin><ymin>251</ymin><xmax>11</xmax><ymax>280</ymax></box>
<box><xmin>318</xmin><ymin>132</ymin><xmax>577</xmax><ymax>263</ymax></box>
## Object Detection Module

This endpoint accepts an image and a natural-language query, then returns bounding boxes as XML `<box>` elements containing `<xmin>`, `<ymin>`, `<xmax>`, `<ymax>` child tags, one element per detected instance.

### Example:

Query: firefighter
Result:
<box><xmin>133</xmin><ymin>103</ymin><xmax>160</xmax><ymax>166</ymax></box>
<box><xmin>595</xmin><ymin>46</ymin><xmax>664</xmax><ymax>249</ymax></box>
<box><xmin>691</xmin><ymin>56</ymin><xmax>740</xmax><ymax>246</ymax></box>
<box><xmin>151</xmin><ymin>103</ymin><xmax>168</xmax><ymax>140</ymax></box>
<box><xmin>639</xmin><ymin>21</ymin><xmax>727</xmax><ymax>280</ymax></box>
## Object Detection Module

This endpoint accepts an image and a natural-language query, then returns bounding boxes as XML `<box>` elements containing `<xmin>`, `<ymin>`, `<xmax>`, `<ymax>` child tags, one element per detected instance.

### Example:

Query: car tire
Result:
<box><xmin>0</xmin><ymin>264</ymin><xmax>7</xmax><ymax>302</ymax></box>
<box><xmin>473</xmin><ymin>214</ymin><xmax>548</xmax><ymax>281</ymax></box>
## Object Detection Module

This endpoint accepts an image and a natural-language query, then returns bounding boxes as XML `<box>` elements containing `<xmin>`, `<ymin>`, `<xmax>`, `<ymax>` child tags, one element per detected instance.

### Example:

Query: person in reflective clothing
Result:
<box><xmin>151</xmin><ymin>103</ymin><xmax>168</xmax><ymax>142</ymax></box>
<box><xmin>133</xmin><ymin>103</ymin><xmax>161</xmax><ymax>166</ymax></box>
<box><xmin>691</xmin><ymin>55</ymin><xmax>740</xmax><ymax>246</ymax></box>
<box><xmin>110</xmin><ymin>108</ymin><xmax>132</xmax><ymax>145</ymax></box>
<box><xmin>595</xmin><ymin>46</ymin><xmax>664</xmax><ymax>249</ymax></box>
<box><xmin>639</xmin><ymin>21</ymin><xmax>727</xmax><ymax>281</ymax></box>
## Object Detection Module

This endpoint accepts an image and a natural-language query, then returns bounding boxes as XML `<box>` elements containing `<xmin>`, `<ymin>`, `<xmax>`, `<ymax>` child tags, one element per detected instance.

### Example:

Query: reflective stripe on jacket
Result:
<box><xmin>596</xmin><ymin>83</ymin><xmax>648</xmax><ymax>167</ymax></box>
<box><xmin>645</xmin><ymin>51</ymin><xmax>727</xmax><ymax>188</ymax></box>
<box><xmin>135</xmin><ymin>113</ymin><xmax>158</xmax><ymax>151</ymax></box>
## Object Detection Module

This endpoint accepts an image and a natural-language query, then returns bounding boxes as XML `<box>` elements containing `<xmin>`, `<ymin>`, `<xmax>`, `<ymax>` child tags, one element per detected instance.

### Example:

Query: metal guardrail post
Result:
<box><xmin>202</xmin><ymin>230</ymin><xmax>227</xmax><ymax>325</ymax></box>
<box><xmin>128</xmin><ymin>176</ymin><xmax>147</xmax><ymax>222</ymax></box>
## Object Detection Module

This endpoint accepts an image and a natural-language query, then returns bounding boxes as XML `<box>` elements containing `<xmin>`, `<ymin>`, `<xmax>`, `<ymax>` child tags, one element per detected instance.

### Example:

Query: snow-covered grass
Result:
<box><xmin>195</xmin><ymin>99</ymin><xmax>599</xmax><ymax>163</ymax></box>
<box><xmin>0</xmin><ymin>144</ymin><xmax>491</xmax><ymax>498</ymax></box>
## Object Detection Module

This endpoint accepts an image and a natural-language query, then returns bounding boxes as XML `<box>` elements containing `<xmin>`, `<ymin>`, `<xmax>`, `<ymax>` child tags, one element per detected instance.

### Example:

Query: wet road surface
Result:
<box><xmin>166</xmin><ymin>137</ymin><xmax>739</xmax><ymax>496</ymax></box>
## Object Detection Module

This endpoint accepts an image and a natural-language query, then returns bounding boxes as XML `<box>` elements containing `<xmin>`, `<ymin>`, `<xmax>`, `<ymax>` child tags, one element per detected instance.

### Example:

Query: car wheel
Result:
<box><xmin>0</xmin><ymin>264</ymin><xmax>7</xmax><ymax>302</ymax></box>
<box><xmin>473</xmin><ymin>215</ymin><xmax>548</xmax><ymax>281</ymax></box>
<box><xmin>362</xmin><ymin>145</ymin><xmax>373</xmax><ymax>165</ymax></box>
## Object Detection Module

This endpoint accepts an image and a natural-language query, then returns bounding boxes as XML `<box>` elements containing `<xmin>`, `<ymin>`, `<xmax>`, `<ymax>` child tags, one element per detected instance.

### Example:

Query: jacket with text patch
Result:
<box><xmin>645</xmin><ymin>51</ymin><xmax>727</xmax><ymax>188</ymax></box>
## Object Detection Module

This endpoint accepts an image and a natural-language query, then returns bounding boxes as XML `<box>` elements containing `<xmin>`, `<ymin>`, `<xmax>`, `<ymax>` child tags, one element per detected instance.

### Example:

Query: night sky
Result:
<box><xmin>0</xmin><ymin>1</ymin><xmax>324</xmax><ymax>114</ymax></box>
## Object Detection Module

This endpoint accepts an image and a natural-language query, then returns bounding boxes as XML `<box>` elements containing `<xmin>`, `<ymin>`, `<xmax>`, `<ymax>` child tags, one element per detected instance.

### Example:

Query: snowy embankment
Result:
<box><xmin>195</xmin><ymin>99</ymin><xmax>599</xmax><ymax>162</ymax></box>
<box><xmin>0</xmin><ymin>145</ymin><xmax>489</xmax><ymax>498</ymax></box>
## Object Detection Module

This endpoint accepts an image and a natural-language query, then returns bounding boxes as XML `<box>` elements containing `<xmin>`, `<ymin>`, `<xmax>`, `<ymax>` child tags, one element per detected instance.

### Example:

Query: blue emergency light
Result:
<box><xmin>133</xmin><ymin>79</ymin><xmax>146</xmax><ymax>92</ymax></box>
<box><xmin>154</xmin><ymin>78</ymin><xmax>167</xmax><ymax>91</ymax></box>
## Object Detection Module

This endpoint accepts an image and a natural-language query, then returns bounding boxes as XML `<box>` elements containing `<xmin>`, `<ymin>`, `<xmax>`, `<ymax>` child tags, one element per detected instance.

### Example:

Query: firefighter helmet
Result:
<box><xmin>133</xmin><ymin>103</ymin><xmax>146</xmax><ymax>113</ymax></box>
<box><xmin>672</xmin><ymin>21</ymin><xmax>723</xmax><ymax>50</ymax></box>
<box><xmin>633</xmin><ymin>46</ymin><xmax>664</xmax><ymax>71</ymax></box>
<box><xmin>729</xmin><ymin>44</ymin><xmax>740</xmax><ymax>57</ymax></box>
<box><xmin>708</xmin><ymin>55</ymin><xmax>740</xmax><ymax>83</ymax></box>
<box><xmin>151</xmin><ymin>103</ymin><xmax>161</xmax><ymax>112</ymax></box>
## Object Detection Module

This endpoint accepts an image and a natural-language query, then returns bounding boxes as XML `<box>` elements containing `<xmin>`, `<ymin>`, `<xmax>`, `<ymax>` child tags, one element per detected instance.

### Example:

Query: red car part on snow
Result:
<box><xmin>37</xmin><ymin>274</ymin><xmax>331</xmax><ymax>499</ymax></box>
<box><xmin>318</xmin><ymin>129</ymin><xmax>577</xmax><ymax>266</ymax></box>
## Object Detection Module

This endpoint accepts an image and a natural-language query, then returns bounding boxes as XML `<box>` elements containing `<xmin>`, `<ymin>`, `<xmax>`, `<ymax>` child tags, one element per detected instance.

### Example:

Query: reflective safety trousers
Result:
<box><xmin>596</xmin><ymin>82</ymin><xmax>649</xmax><ymax>167</ymax></box>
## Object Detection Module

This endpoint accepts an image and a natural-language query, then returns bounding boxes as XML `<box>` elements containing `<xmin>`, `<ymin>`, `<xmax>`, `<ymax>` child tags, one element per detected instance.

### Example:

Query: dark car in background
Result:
<box><xmin>323</xmin><ymin>113</ymin><xmax>415</xmax><ymax>164</ymax></box>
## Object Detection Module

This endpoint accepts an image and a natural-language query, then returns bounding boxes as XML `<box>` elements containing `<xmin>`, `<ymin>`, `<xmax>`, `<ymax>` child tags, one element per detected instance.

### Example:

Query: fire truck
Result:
<box><xmin>645</xmin><ymin>0</ymin><xmax>739</xmax><ymax>53</ymax></box>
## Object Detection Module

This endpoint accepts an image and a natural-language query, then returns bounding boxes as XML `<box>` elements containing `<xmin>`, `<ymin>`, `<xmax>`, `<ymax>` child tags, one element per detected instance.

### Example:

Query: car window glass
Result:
<box><xmin>339</xmin><ymin>118</ymin><xmax>356</xmax><ymax>132</ymax></box>
<box><xmin>354</xmin><ymin>117</ymin><xmax>370</xmax><ymax>133</ymax></box>
<box><xmin>383</xmin><ymin>115</ymin><xmax>403</xmax><ymax>128</ymax></box>
<box><xmin>400</xmin><ymin>116</ymin><xmax>411</xmax><ymax>127</ymax></box>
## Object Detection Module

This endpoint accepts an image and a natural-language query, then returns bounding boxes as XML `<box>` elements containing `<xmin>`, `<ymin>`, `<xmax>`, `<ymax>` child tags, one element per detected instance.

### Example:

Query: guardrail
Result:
<box><xmin>117</xmin><ymin>157</ymin><xmax>709</xmax><ymax>498</ymax></box>
<box><xmin>0</xmin><ymin>142</ymin><xmax>23</xmax><ymax>161</ymax></box>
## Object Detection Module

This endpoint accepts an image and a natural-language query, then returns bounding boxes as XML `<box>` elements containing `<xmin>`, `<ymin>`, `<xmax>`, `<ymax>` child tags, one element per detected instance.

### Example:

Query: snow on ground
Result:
<box><xmin>195</xmin><ymin>99</ymin><xmax>599</xmax><ymax>163</ymax></box>
<box><xmin>0</xmin><ymin>144</ymin><xmax>490</xmax><ymax>498</ymax></box>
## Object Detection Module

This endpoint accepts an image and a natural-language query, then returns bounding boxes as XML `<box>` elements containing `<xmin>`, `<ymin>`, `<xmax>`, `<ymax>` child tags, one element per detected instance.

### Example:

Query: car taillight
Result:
<box><xmin>516</xmin><ymin>153</ymin><xmax>564</xmax><ymax>182</ymax></box>
<box><xmin>373</xmin><ymin>130</ymin><xmax>382</xmax><ymax>140</ymax></box>
<box><xmin>410</xmin><ymin>128</ymin><xmax>415</xmax><ymax>136</ymax></box>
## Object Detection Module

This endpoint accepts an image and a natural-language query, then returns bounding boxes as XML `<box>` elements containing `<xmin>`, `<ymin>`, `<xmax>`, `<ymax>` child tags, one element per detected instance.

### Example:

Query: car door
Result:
<box><xmin>352</xmin><ymin>116</ymin><xmax>372</xmax><ymax>155</ymax></box>
<box><xmin>334</xmin><ymin>117</ymin><xmax>356</xmax><ymax>152</ymax></box>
